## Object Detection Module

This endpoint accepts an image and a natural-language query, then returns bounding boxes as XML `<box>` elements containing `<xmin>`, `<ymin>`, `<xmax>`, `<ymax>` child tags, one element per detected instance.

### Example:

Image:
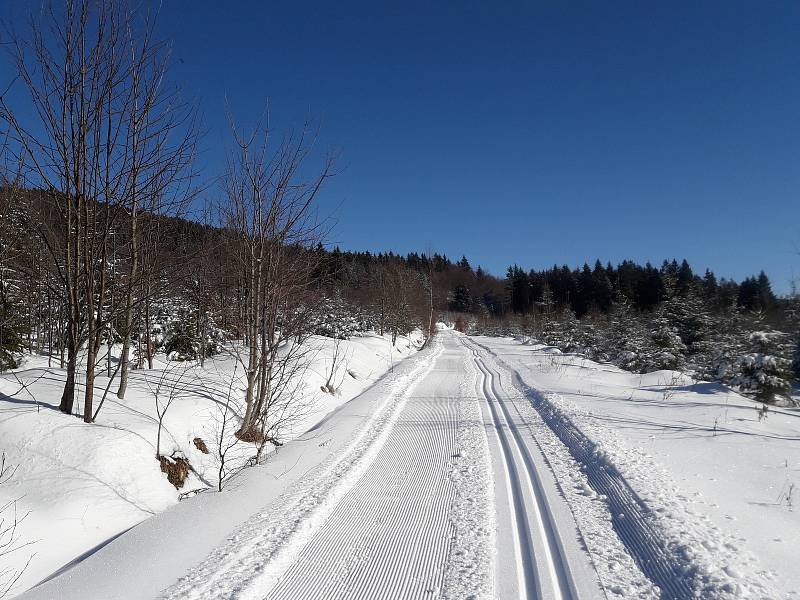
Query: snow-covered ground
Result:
<box><xmin>6</xmin><ymin>331</ymin><xmax>798</xmax><ymax>599</ymax></box>
<box><xmin>0</xmin><ymin>331</ymin><xmax>422</xmax><ymax>598</ymax></box>
<box><xmin>474</xmin><ymin>335</ymin><xmax>800</xmax><ymax>598</ymax></box>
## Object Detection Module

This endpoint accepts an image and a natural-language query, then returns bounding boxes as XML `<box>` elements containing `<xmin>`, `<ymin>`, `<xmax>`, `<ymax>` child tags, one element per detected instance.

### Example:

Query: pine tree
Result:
<box><xmin>164</xmin><ymin>306</ymin><xmax>201</xmax><ymax>361</ymax></box>
<box><xmin>647</xmin><ymin>307</ymin><xmax>687</xmax><ymax>371</ymax></box>
<box><xmin>449</xmin><ymin>284</ymin><xmax>472</xmax><ymax>313</ymax></box>
<box><xmin>600</xmin><ymin>299</ymin><xmax>652</xmax><ymax>372</ymax></box>
<box><xmin>676</xmin><ymin>259</ymin><xmax>694</xmax><ymax>295</ymax></box>
<box><xmin>0</xmin><ymin>293</ymin><xmax>25</xmax><ymax>371</ymax></box>
<box><xmin>592</xmin><ymin>260</ymin><xmax>614</xmax><ymax>312</ymax></box>
<box><xmin>573</xmin><ymin>264</ymin><xmax>594</xmax><ymax>317</ymax></box>
<box><xmin>732</xmin><ymin>330</ymin><xmax>793</xmax><ymax>404</ymax></box>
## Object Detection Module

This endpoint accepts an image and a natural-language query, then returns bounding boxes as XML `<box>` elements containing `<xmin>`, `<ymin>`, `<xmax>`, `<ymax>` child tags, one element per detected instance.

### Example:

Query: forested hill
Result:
<box><xmin>1</xmin><ymin>185</ymin><xmax>797</xmax><ymax>404</ymax></box>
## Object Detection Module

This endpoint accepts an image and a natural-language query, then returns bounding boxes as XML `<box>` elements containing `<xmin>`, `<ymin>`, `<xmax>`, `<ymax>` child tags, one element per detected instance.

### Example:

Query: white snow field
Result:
<box><xmin>472</xmin><ymin>335</ymin><xmax>800</xmax><ymax>599</ymax></box>
<box><xmin>6</xmin><ymin>330</ymin><xmax>798</xmax><ymax>599</ymax></box>
<box><xmin>0</xmin><ymin>332</ymin><xmax>422</xmax><ymax>598</ymax></box>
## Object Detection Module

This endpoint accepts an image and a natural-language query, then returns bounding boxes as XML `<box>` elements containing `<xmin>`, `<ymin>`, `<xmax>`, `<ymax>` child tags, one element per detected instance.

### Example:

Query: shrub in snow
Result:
<box><xmin>599</xmin><ymin>300</ymin><xmax>652</xmax><ymax>373</ymax></box>
<box><xmin>164</xmin><ymin>317</ymin><xmax>201</xmax><ymax>361</ymax></box>
<box><xmin>730</xmin><ymin>331</ymin><xmax>794</xmax><ymax>404</ymax></box>
<box><xmin>142</xmin><ymin>299</ymin><xmax>224</xmax><ymax>361</ymax></box>
<box><xmin>0</xmin><ymin>292</ymin><xmax>25</xmax><ymax>371</ymax></box>
<box><xmin>312</xmin><ymin>294</ymin><xmax>362</xmax><ymax>339</ymax></box>
<box><xmin>647</xmin><ymin>316</ymin><xmax>687</xmax><ymax>371</ymax></box>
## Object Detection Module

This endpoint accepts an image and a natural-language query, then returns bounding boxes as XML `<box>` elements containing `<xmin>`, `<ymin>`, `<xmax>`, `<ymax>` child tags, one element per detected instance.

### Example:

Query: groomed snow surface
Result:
<box><xmin>3</xmin><ymin>331</ymin><xmax>798</xmax><ymax>599</ymax></box>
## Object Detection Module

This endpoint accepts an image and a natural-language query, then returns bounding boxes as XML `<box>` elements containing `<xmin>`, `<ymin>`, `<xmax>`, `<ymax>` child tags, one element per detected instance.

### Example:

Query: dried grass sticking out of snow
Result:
<box><xmin>476</xmin><ymin>350</ymin><xmax>660</xmax><ymax>600</ymax></box>
<box><xmin>540</xmin><ymin>390</ymin><xmax>780</xmax><ymax>599</ymax></box>
<box><xmin>439</xmin><ymin>350</ymin><xmax>495</xmax><ymax>600</ymax></box>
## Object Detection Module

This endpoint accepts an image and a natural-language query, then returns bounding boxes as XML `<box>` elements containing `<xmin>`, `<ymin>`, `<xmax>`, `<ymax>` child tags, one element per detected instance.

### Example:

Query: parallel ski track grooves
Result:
<box><xmin>160</xmin><ymin>342</ymin><xmax>445</xmax><ymax>600</ymax></box>
<box><xmin>471</xmin><ymin>339</ymin><xmax>696</xmax><ymax>600</ymax></box>
<box><xmin>470</xmin><ymin>344</ymin><xmax>576</xmax><ymax>600</ymax></box>
<box><xmin>267</xmin><ymin>354</ymin><xmax>460</xmax><ymax>599</ymax></box>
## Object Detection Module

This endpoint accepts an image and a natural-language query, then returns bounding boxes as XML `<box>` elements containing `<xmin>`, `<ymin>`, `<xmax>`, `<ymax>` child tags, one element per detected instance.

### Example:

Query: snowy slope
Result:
<box><xmin>475</xmin><ymin>335</ymin><xmax>800</xmax><ymax>598</ymax></box>
<box><xmin>0</xmin><ymin>332</ymin><xmax>421</xmax><ymax>598</ymax></box>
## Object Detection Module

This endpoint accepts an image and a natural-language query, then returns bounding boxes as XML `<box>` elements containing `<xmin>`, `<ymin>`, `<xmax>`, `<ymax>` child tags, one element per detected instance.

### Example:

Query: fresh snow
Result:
<box><xmin>4</xmin><ymin>330</ymin><xmax>798</xmax><ymax>599</ymax></box>
<box><xmin>475</xmin><ymin>335</ymin><xmax>799</xmax><ymax>598</ymax></box>
<box><xmin>0</xmin><ymin>331</ymin><xmax>422</xmax><ymax>598</ymax></box>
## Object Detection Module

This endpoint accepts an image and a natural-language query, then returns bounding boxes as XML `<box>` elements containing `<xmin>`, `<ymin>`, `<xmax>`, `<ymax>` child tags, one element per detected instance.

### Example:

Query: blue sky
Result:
<box><xmin>6</xmin><ymin>2</ymin><xmax>800</xmax><ymax>291</ymax></box>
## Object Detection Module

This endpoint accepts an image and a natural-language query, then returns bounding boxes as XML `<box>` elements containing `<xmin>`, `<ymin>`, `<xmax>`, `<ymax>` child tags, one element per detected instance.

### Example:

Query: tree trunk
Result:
<box><xmin>59</xmin><ymin>326</ymin><xmax>78</xmax><ymax>414</ymax></box>
<box><xmin>84</xmin><ymin>344</ymin><xmax>96</xmax><ymax>423</ymax></box>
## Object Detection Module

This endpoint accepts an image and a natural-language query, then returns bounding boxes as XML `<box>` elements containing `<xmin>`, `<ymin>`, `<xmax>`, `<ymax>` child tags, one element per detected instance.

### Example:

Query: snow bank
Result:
<box><xmin>0</xmin><ymin>331</ymin><xmax>421</xmax><ymax>598</ymax></box>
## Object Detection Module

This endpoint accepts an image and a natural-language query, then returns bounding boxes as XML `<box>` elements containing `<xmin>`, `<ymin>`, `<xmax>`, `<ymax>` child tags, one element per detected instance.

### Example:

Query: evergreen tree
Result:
<box><xmin>164</xmin><ymin>307</ymin><xmax>201</xmax><ymax>361</ymax></box>
<box><xmin>731</xmin><ymin>330</ymin><xmax>793</xmax><ymax>404</ymax></box>
<box><xmin>506</xmin><ymin>265</ymin><xmax>531</xmax><ymax>314</ymax></box>
<box><xmin>635</xmin><ymin>263</ymin><xmax>665</xmax><ymax>309</ymax></box>
<box><xmin>449</xmin><ymin>284</ymin><xmax>472</xmax><ymax>313</ymax></box>
<box><xmin>647</xmin><ymin>306</ymin><xmax>687</xmax><ymax>371</ymax></box>
<box><xmin>756</xmin><ymin>271</ymin><xmax>776</xmax><ymax>311</ymax></box>
<box><xmin>600</xmin><ymin>299</ymin><xmax>652</xmax><ymax>372</ymax></box>
<box><xmin>0</xmin><ymin>293</ymin><xmax>25</xmax><ymax>371</ymax></box>
<box><xmin>701</xmin><ymin>269</ymin><xmax>718</xmax><ymax>301</ymax></box>
<box><xmin>592</xmin><ymin>260</ymin><xmax>614</xmax><ymax>312</ymax></box>
<box><xmin>737</xmin><ymin>277</ymin><xmax>755</xmax><ymax>310</ymax></box>
<box><xmin>573</xmin><ymin>263</ymin><xmax>594</xmax><ymax>317</ymax></box>
<box><xmin>675</xmin><ymin>259</ymin><xmax>693</xmax><ymax>294</ymax></box>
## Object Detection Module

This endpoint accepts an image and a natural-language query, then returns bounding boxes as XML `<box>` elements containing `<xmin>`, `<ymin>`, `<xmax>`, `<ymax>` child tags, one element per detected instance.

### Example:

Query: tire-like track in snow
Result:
<box><xmin>468</xmin><ymin>342</ymin><xmax>578</xmax><ymax>600</ymax></box>
<box><xmin>471</xmin><ymin>338</ymin><xmax>696</xmax><ymax>600</ymax></box>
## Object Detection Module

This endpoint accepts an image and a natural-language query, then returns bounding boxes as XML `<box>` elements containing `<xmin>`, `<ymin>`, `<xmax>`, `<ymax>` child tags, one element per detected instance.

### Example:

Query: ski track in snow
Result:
<box><xmin>473</xmin><ymin>348</ymin><xmax>575</xmax><ymax>599</ymax></box>
<box><xmin>162</xmin><ymin>343</ymin><xmax>455</xmax><ymax>600</ymax></box>
<box><xmin>470</xmin><ymin>337</ymin><xmax>781</xmax><ymax>600</ymax></box>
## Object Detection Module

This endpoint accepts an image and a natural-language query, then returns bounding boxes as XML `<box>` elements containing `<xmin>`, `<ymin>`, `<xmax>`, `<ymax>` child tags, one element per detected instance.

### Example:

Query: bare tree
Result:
<box><xmin>322</xmin><ymin>334</ymin><xmax>350</xmax><ymax>395</ymax></box>
<box><xmin>1</xmin><ymin>0</ymin><xmax>199</xmax><ymax>421</ymax></box>
<box><xmin>207</xmin><ymin>364</ymin><xmax>244</xmax><ymax>492</ymax></box>
<box><xmin>221</xmin><ymin>112</ymin><xmax>334</xmax><ymax>449</ymax></box>
<box><xmin>146</xmin><ymin>362</ymin><xmax>192</xmax><ymax>459</ymax></box>
<box><xmin>0</xmin><ymin>454</ymin><xmax>33</xmax><ymax>599</ymax></box>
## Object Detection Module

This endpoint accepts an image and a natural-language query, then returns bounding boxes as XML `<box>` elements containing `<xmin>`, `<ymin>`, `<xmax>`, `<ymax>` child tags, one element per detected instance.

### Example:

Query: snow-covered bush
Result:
<box><xmin>730</xmin><ymin>331</ymin><xmax>794</xmax><ymax>404</ymax></box>
<box><xmin>599</xmin><ymin>301</ymin><xmax>652</xmax><ymax>372</ymax></box>
<box><xmin>647</xmin><ymin>317</ymin><xmax>687</xmax><ymax>371</ymax></box>
<box><xmin>311</xmin><ymin>294</ymin><xmax>363</xmax><ymax>339</ymax></box>
<box><xmin>142</xmin><ymin>299</ymin><xmax>225</xmax><ymax>362</ymax></box>
<box><xmin>310</xmin><ymin>294</ymin><xmax>391</xmax><ymax>340</ymax></box>
<box><xmin>0</xmin><ymin>288</ymin><xmax>25</xmax><ymax>371</ymax></box>
<box><xmin>163</xmin><ymin>309</ymin><xmax>201</xmax><ymax>361</ymax></box>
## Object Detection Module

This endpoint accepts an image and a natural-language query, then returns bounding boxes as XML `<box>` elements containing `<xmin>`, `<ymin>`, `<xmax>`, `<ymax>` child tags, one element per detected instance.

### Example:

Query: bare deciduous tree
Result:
<box><xmin>221</xmin><ymin>112</ymin><xmax>334</xmax><ymax>451</ymax></box>
<box><xmin>1</xmin><ymin>0</ymin><xmax>199</xmax><ymax>421</ymax></box>
<box><xmin>0</xmin><ymin>454</ymin><xmax>32</xmax><ymax>599</ymax></box>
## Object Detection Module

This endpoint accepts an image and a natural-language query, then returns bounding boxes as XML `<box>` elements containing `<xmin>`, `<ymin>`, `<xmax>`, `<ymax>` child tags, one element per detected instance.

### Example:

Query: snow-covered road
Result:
<box><xmin>22</xmin><ymin>331</ymin><xmax>666</xmax><ymax>599</ymax></box>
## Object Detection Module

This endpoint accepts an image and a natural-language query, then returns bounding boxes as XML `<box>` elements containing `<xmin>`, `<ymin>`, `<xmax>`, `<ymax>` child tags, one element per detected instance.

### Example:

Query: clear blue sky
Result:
<box><xmin>7</xmin><ymin>1</ymin><xmax>800</xmax><ymax>291</ymax></box>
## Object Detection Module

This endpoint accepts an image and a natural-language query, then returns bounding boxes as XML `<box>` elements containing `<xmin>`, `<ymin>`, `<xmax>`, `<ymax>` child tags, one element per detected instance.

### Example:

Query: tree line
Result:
<box><xmin>0</xmin><ymin>0</ymin><xmax>440</xmax><ymax>442</ymax></box>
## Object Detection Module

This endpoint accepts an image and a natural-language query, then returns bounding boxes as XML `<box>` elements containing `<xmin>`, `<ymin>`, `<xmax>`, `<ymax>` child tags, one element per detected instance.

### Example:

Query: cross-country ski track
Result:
<box><xmin>23</xmin><ymin>330</ymin><xmax>710</xmax><ymax>599</ymax></box>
